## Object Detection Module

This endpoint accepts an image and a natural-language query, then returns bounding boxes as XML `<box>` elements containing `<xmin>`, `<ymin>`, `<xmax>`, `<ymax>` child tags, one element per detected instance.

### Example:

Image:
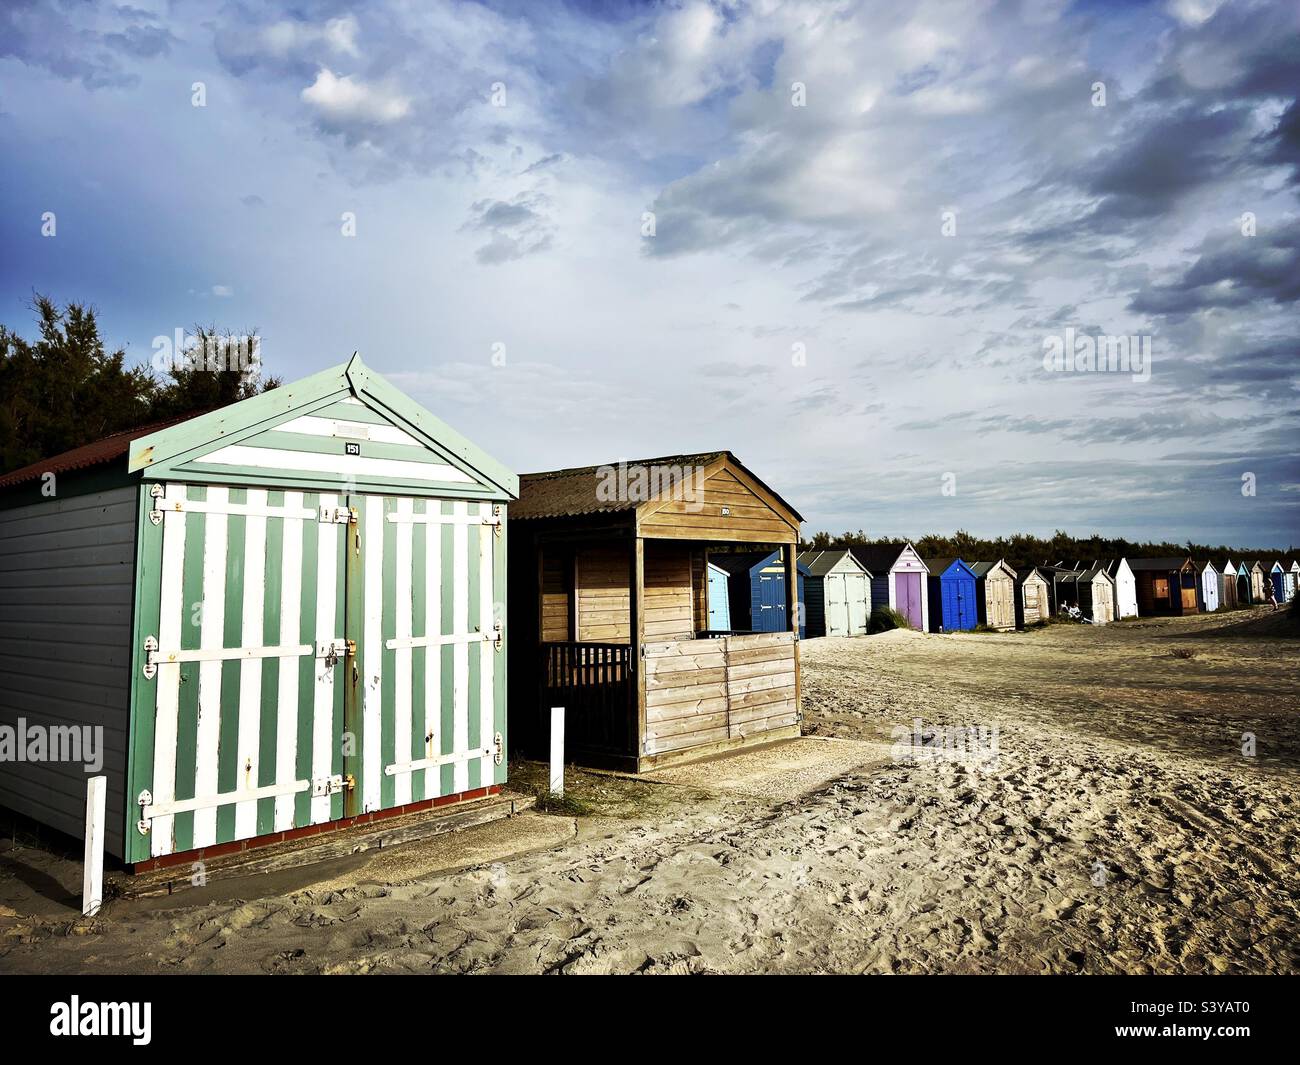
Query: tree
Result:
<box><xmin>0</xmin><ymin>298</ymin><xmax>280</xmax><ymax>475</ymax></box>
<box><xmin>0</xmin><ymin>295</ymin><xmax>154</xmax><ymax>472</ymax></box>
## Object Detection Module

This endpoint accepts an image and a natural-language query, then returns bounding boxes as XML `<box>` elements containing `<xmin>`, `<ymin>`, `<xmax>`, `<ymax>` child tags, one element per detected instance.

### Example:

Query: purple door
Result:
<box><xmin>896</xmin><ymin>572</ymin><xmax>923</xmax><ymax>629</ymax></box>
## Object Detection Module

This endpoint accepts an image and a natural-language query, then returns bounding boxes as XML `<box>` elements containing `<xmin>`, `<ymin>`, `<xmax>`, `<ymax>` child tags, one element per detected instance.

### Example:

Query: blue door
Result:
<box><xmin>707</xmin><ymin>565</ymin><xmax>731</xmax><ymax>630</ymax></box>
<box><xmin>755</xmin><ymin>572</ymin><xmax>785</xmax><ymax>632</ymax></box>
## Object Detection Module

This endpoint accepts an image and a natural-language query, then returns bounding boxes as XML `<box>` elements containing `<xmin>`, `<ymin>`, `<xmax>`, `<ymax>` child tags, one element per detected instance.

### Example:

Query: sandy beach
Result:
<box><xmin>2</xmin><ymin>606</ymin><xmax>1297</xmax><ymax>974</ymax></box>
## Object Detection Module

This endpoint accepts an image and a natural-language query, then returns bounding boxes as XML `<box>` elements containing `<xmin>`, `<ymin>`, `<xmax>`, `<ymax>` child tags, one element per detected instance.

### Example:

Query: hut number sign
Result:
<box><xmin>345</xmin><ymin>442</ymin><xmax>361</xmax><ymax>455</ymax></box>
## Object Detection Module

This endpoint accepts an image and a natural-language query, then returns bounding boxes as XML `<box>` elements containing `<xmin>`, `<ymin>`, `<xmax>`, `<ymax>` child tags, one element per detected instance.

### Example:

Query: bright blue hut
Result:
<box><xmin>713</xmin><ymin>550</ymin><xmax>808</xmax><ymax>638</ymax></box>
<box><xmin>922</xmin><ymin>557</ymin><xmax>979</xmax><ymax>632</ymax></box>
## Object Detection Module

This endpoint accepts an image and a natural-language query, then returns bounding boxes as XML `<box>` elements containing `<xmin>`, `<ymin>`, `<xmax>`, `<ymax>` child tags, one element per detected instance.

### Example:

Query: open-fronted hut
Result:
<box><xmin>1269</xmin><ymin>560</ymin><xmax>1287</xmax><ymax>603</ymax></box>
<box><xmin>1128</xmin><ymin>557</ymin><xmax>1199</xmax><ymax>615</ymax></box>
<box><xmin>1195</xmin><ymin>560</ymin><xmax>1220</xmax><ymax>612</ymax></box>
<box><xmin>800</xmin><ymin>548</ymin><xmax>871</xmax><ymax>637</ymax></box>
<box><xmin>712</xmin><ymin>550</ymin><xmax>809</xmax><ymax>638</ymax></box>
<box><xmin>969</xmin><ymin>560</ymin><xmax>1017</xmax><ymax>631</ymax></box>
<box><xmin>1079</xmin><ymin>564</ymin><xmax>1117</xmax><ymax>623</ymax></box>
<box><xmin>0</xmin><ymin>355</ymin><xmax>517</xmax><ymax>871</ymax></box>
<box><xmin>923</xmin><ymin>557</ymin><xmax>979</xmax><ymax>632</ymax></box>
<box><xmin>1218</xmin><ymin>558</ymin><xmax>1239</xmax><ymax>609</ymax></box>
<box><xmin>508</xmin><ymin>451</ymin><xmax>804</xmax><ymax>772</ymax></box>
<box><xmin>1039</xmin><ymin>564</ymin><xmax>1081</xmax><ymax>616</ymax></box>
<box><xmin>849</xmin><ymin>543</ymin><xmax>930</xmax><ymax>631</ymax></box>
<box><xmin>1015</xmin><ymin>567</ymin><xmax>1051</xmax><ymax>627</ymax></box>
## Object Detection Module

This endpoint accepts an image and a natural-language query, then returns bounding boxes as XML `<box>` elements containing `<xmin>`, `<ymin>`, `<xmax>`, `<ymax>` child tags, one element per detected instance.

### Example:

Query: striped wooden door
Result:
<box><xmin>141</xmin><ymin>484</ymin><xmax>502</xmax><ymax>859</ymax></box>
<box><xmin>354</xmin><ymin>495</ymin><xmax>501</xmax><ymax>816</ymax></box>
<box><xmin>144</xmin><ymin>484</ymin><xmax>346</xmax><ymax>858</ymax></box>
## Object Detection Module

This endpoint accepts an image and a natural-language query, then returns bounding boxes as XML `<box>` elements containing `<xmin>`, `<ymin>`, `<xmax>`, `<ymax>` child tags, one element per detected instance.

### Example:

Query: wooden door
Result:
<box><xmin>826</xmin><ymin>573</ymin><xmax>849</xmax><ymax>636</ymax></box>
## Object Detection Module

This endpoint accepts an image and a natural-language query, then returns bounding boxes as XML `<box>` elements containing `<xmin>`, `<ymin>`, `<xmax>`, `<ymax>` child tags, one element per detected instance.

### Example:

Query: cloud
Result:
<box><xmin>464</xmin><ymin>191</ymin><xmax>555</xmax><ymax>264</ymax></box>
<box><xmin>300</xmin><ymin>68</ymin><xmax>412</xmax><ymax>130</ymax></box>
<box><xmin>0</xmin><ymin>0</ymin><xmax>176</xmax><ymax>88</ymax></box>
<box><xmin>216</xmin><ymin>13</ymin><xmax>360</xmax><ymax>76</ymax></box>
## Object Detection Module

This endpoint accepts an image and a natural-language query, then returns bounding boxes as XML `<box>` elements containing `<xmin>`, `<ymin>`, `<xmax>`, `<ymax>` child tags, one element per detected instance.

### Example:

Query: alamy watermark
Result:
<box><xmin>891</xmin><ymin>718</ymin><xmax>999</xmax><ymax>767</ymax></box>
<box><xmin>1042</xmin><ymin>327</ymin><xmax>1151</xmax><ymax>383</ymax></box>
<box><xmin>0</xmin><ymin>718</ymin><xmax>104</xmax><ymax>773</ymax></box>
<box><xmin>151</xmin><ymin>330</ymin><xmax>260</xmax><ymax>374</ymax></box>
<box><xmin>595</xmin><ymin>462</ymin><xmax>706</xmax><ymax>513</ymax></box>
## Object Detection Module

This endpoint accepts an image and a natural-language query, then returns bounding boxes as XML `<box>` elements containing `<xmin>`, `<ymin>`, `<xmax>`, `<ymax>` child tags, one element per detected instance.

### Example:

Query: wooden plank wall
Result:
<box><xmin>643</xmin><ymin>632</ymin><xmax>797</xmax><ymax>755</ymax></box>
<box><xmin>638</xmin><ymin>464</ymin><xmax>796</xmax><ymax>544</ymax></box>
<box><xmin>573</xmin><ymin>542</ymin><xmax>693</xmax><ymax>643</ymax></box>
<box><xmin>541</xmin><ymin>553</ymin><xmax>570</xmax><ymax>642</ymax></box>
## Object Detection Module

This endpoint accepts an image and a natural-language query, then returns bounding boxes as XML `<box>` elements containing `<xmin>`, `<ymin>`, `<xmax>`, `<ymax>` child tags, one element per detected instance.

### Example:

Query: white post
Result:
<box><xmin>549</xmin><ymin>706</ymin><xmax>565</xmax><ymax>797</ymax></box>
<box><xmin>83</xmin><ymin>775</ymin><xmax>107</xmax><ymax>917</ymax></box>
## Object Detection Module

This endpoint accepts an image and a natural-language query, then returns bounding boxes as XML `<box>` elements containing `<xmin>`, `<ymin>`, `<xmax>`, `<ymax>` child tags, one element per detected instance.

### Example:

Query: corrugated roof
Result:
<box><xmin>0</xmin><ymin>414</ymin><xmax>198</xmax><ymax>490</ymax></box>
<box><xmin>799</xmin><ymin>548</ymin><xmax>863</xmax><ymax>577</ymax></box>
<box><xmin>512</xmin><ymin>451</ymin><xmax>803</xmax><ymax>523</ymax></box>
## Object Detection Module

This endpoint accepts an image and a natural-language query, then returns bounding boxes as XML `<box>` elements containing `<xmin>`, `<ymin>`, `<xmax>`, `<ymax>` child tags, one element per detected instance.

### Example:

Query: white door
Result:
<box><xmin>846</xmin><ymin>573</ymin><xmax>869</xmax><ymax>635</ymax></box>
<box><xmin>826</xmin><ymin>573</ymin><xmax>849</xmax><ymax>636</ymax></box>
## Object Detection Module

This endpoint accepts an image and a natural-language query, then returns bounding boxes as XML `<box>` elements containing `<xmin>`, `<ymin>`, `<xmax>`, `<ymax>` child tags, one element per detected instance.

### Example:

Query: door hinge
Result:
<box><xmin>136</xmin><ymin>789</ymin><xmax>153</xmax><ymax>835</ymax></box>
<box><xmin>148</xmin><ymin>483</ymin><xmax>165</xmax><ymax>525</ymax></box>
<box><xmin>142</xmin><ymin>635</ymin><xmax>159</xmax><ymax>679</ymax></box>
<box><xmin>483</xmin><ymin>504</ymin><xmax>503</xmax><ymax>537</ymax></box>
<box><xmin>318</xmin><ymin>505</ymin><xmax>357</xmax><ymax>525</ymax></box>
<box><xmin>493</xmin><ymin>731</ymin><xmax>504</xmax><ymax>766</ymax></box>
<box><xmin>488</xmin><ymin>621</ymin><xmax>503</xmax><ymax>651</ymax></box>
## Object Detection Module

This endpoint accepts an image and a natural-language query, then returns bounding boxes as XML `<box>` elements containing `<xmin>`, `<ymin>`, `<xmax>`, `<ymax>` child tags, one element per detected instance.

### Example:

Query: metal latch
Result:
<box><xmin>142</xmin><ymin>635</ymin><xmax>159</xmax><ymax>679</ymax></box>
<box><xmin>136</xmin><ymin>789</ymin><xmax>153</xmax><ymax>835</ymax></box>
<box><xmin>488</xmin><ymin>621</ymin><xmax>503</xmax><ymax>651</ymax></box>
<box><xmin>312</xmin><ymin>774</ymin><xmax>353</xmax><ymax>798</ymax></box>
<box><xmin>317</xmin><ymin>639</ymin><xmax>355</xmax><ymax>667</ymax></box>
<box><xmin>493</xmin><ymin>731</ymin><xmax>504</xmax><ymax>766</ymax></box>
<box><xmin>318</xmin><ymin>505</ymin><xmax>356</xmax><ymax>524</ymax></box>
<box><xmin>482</xmin><ymin>504</ymin><xmax>503</xmax><ymax>537</ymax></box>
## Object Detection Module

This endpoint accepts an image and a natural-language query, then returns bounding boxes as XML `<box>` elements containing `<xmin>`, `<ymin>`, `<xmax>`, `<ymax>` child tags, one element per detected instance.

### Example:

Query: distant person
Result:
<box><xmin>1265</xmin><ymin>582</ymin><xmax>1278</xmax><ymax>611</ymax></box>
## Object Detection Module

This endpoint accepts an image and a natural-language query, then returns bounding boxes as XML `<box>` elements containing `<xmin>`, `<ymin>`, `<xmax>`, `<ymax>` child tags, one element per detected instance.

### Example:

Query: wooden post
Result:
<box><xmin>630</xmin><ymin>535</ymin><xmax>645</xmax><ymax>760</ymax></box>
<box><xmin>782</xmin><ymin>542</ymin><xmax>803</xmax><ymax>730</ymax></box>
<box><xmin>549</xmin><ymin>707</ymin><xmax>565</xmax><ymax>796</ymax></box>
<box><xmin>83</xmin><ymin>775</ymin><xmax>107</xmax><ymax>917</ymax></box>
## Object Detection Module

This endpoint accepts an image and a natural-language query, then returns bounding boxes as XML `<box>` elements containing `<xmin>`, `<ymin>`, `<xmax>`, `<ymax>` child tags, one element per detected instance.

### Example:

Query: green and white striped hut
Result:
<box><xmin>0</xmin><ymin>355</ymin><xmax>517</xmax><ymax>869</ymax></box>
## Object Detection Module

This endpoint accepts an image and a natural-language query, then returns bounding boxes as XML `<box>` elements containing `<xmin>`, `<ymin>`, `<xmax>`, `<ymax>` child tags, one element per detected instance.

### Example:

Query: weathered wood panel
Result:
<box><xmin>643</xmin><ymin>632</ymin><xmax>797</xmax><ymax>754</ymax></box>
<box><xmin>541</xmin><ymin>553</ymin><xmax>570</xmax><ymax>642</ymax></box>
<box><xmin>638</xmin><ymin>462</ymin><xmax>798</xmax><ymax>543</ymax></box>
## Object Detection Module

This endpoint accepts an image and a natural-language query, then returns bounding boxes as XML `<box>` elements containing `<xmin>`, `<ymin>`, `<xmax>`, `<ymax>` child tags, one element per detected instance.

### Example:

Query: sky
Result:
<box><xmin>1</xmin><ymin>0</ymin><xmax>1297</xmax><ymax>546</ymax></box>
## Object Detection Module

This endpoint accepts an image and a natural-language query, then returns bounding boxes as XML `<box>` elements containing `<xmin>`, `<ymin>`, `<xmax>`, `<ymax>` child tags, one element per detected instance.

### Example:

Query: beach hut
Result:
<box><xmin>922</xmin><ymin>558</ymin><xmax>979</xmax><ymax>632</ymax></box>
<box><xmin>1269</xmin><ymin>561</ymin><xmax>1287</xmax><ymax>604</ymax></box>
<box><xmin>1195</xmin><ymin>560</ymin><xmax>1220</xmax><ymax>612</ymax></box>
<box><xmin>1048</xmin><ymin>563</ymin><xmax>1114</xmax><ymax>623</ymax></box>
<box><xmin>969</xmin><ymin>560</ymin><xmax>1017</xmax><ymax>631</ymax></box>
<box><xmin>1014</xmin><ymin>567</ymin><xmax>1051</xmax><ymax>627</ymax></box>
<box><xmin>1288</xmin><ymin>559</ymin><xmax>1299</xmax><ymax>602</ymax></box>
<box><xmin>507</xmin><ymin>451</ymin><xmax>804</xmax><ymax>771</ymax></box>
<box><xmin>1100</xmin><ymin>558</ymin><xmax>1138</xmax><ymax>619</ymax></box>
<box><xmin>849</xmin><ymin>543</ymin><xmax>930</xmax><ymax>631</ymax></box>
<box><xmin>1249</xmin><ymin>561</ymin><xmax>1267</xmax><ymax>604</ymax></box>
<box><xmin>1237</xmin><ymin>561</ymin><xmax>1253</xmax><ymax>605</ymax></box>
<box><xmin>0</xmin><ymin>355</ymin><xmax>517</xmax><ymax>871</ymax></box>
<box><xmin>1218</xmin><ymin>558</ymin><xmax>1239</xmax><ymax>610</ymax></box>
<box><xmin>714</xmin><ymin>550</ymin><xmax>809</xmax><ymax>638</ymax></box>
<box><xmin>1039</xmin><ymin>564</ymin><xmax>1081</xmax><ymax>616</ymax></box>
<box><xmin>800</xmin><ymin>549</ymin><xmax>871</xmax><ymax>637</ymax></box>
<box><xmin>1128</xmin><ymin>558</ymin><xmax>1199</xmax><ymax>615</ymax></box>
<box><xmin>706</xmin><ymin>561</ymin><xmax>731</xmax><ymax>630</ymax></box>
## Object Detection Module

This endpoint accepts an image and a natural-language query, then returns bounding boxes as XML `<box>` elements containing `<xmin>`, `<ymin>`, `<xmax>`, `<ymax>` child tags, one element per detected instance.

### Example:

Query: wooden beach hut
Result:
<box><xmin>1100</xmin><ymin>558</ymin><xmax>1138</xmax><ymax>619</ymax></box>
<box><xmin>849</xmin><ymin>543</ymin><xmax>930</xmax><ymax>631</ymax></box>
<box><xmin>923</xmin><ymin>558</ymin><xmax>979</xmax><ymax>632</ymax></box>
<box><xmin>1237</xmin><ymin>561</ymin><xmax>1253</xmax><ymax>605</ymax></box>
<box><xmin>1128</xmin><ymin>557</ymin><xmax>1199</xmax><ymax>616</ymax></box>
<box><xmin>1014</xmin><ymin>567</ymin><xmax>1051</xmax><ymax>627</ymax></box>
<box><xmin>1269</xmin><ymin>561</ymin><xmax>1287</xmax><ymax>604</ymax></box>
<box><xmin>1288</xmin><ymin>559</ymin><xmax>1299</xmax><ymax>602</ymax></box>
<box><xmin>1218</xmin><ymin>558</ymin><xmax>1239</xmax><ymax>610</ymax></box>
<box><xmin>1049</xmin><ymin>563</ymin><xmax>1115</xmax><ymax>624</ymax></box>
<box><xmin>800</xmin><ymin>549</ymin><xmax>871</xmax><ymax>637</ymax></box>
<box><xmin>1249</xmin><ymin>561</ymin><xmax>1268</xmax><ymax>604</ymax></box>
<box><xmin>969</xmin><ymin>560</ymin><xmax>1017</xmax><ymax>631</ymax></box>
<box><xmin>713</xmin><ymin>550</ymin><xmax>809</xmax><ymax>638</ymax></box>
<box><xmin>507</xmin><ymin>451</ymin><xmax>804</xmax><ymax>772</ymax></box>
<box><xmin>1195</xmin><ymin>560</ymin><xmax>1220</xmax><ymax>612</ymax></box>
<box><xmin>0</xmin><ymin>355</ymin><xmax>517</xmax><ymax>871</ymax></box>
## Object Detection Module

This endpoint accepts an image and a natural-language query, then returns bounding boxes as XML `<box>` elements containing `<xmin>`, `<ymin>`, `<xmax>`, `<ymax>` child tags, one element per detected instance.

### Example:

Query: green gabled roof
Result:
<box><xmin>128</xmin><ymin>354</ymin><xmax>518</xmax><ymax>499</ymax></box>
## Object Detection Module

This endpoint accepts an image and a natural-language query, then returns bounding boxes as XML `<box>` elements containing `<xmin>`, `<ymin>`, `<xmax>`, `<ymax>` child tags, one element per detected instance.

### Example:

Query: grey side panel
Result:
<box><xmin>0</xmin><ymin>485</ymin><xmax>138</xmax><ymax>858</ymax></box>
